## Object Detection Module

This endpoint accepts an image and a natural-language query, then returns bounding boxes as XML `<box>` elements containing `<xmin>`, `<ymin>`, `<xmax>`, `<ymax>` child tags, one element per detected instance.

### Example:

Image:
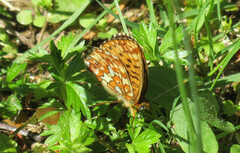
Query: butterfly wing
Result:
<box><xmin>83</xmin><ymin>47</ymin><xmax>134</xmax><ymax>106</ymax></box>
<box><xmin>100</xmin><ymin>34</ymin><xmax>148</xmax><ymax>107</ymax></box>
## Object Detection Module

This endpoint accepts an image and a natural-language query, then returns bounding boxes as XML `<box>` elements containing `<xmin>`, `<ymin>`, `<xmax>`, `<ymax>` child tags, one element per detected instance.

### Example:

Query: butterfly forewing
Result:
<box><xmin>83</xmin><ymin>33</ymin><xmax>148</xmax><ymax>111</ymax></box>
<box><xmin>84</xmin><ymin>47</ymin><xmax>130</xmax><ymax>99</ymax></box>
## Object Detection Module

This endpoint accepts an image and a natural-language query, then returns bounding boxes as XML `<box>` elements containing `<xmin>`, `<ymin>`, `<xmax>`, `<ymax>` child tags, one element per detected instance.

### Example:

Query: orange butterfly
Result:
<box><xmin>83</xmin><ymin>33</ymin><xmax>149</xmax><ymax>117</ymax></box>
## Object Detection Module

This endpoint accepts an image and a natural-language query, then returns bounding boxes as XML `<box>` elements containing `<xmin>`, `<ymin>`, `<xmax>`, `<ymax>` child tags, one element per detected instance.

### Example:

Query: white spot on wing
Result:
<box><xmin>115</xmin><ymin>86</ymin><xmax>122</xmax><ymax>94</ymax></box>
<box><xmin>108</xmin><ymin>66</ymin><xmax>115</xmax><ymax>76</ymax></box>
<box><xmin>105</xmin><ymin>51</ymin><xmax>111</xmax><ymax>55</ymax></box>
<box><xmin>112</xmin><ymin>54</ymin><xmax>119</xmax><ymax>60</ymax></box>
<box><xmin>85</xmin><ymin>60</ymin><xmax>90</xmax><ymax>66</ymax></box>
<box><xmin>100</xmin><ymin>72</ymin><xmax>112</xmax><ymax>82</ymax></box>
<box><xmin>95</xmin><ymin>68</ymin><xmax>99</xmax><ymax>75</ymax></box>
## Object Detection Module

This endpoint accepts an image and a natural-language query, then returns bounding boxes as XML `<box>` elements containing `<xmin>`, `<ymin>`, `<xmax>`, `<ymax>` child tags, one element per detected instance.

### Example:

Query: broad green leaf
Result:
<box><xmin>66</xmin><ymin>82</ymin><xmax>91</xmax><ymax>118</ymax></box>
<box><xmin>126</xmin><ymin>142</ymin><xmax>150</xmax><ymax>153</ymax></box>
<box><xmin>198</xmin><ymin>91</ymin><xmax>235</xmax><ymax>133</ymax></box>
<box><xmin>33</xmin><ymin>15</ymin><xmax>46</xmax><ymax>27</ymax></box>
<box><xmin>48</xmin><ymin>0</ymin><xmax>91</xmax><ymax>23</ymax></box>
<box><xmin>79</xmin><ymin>13</ymin><xmax>96</xmax><ymax>28</ymax></box>
<box><xmin>198</xmin><ymin>91</ymin><xmax>219</xmax><ymax>120</ymax></box>
<box><xmin>171</xmin><ymin>102</ymin><xmax>218</xmax><ymax>153</ymax></box>
<box><xmin>55</xmin><ymin>0</ymin><xmax>89</xmax><ymax>12</ymax></box>
<box><xmin>147</xmin><ymin>66</ymin><xmax>179</xmax><ymax>110</ymax></box>
<box><xmin>231</xmin><ymin>144</ymin><xmax>240</xmax><ymax>153</ymax></box>
<box><xmin>7</xmin><ymin>62</ymin><xmax>27</xmax><ymax>82</ymax></box>
<box><xmin>0</xmin><ymin>133</ymin><xmax>17</xmax><ymax>152</ymax></box>
<box><xmin>134</xmin><ymin>129</ymin><xmax>161</xmax><ymax>144</ymax></box>
<box><xmin>16</xmin><ymin>10</ymin><xmax>32</xmax><ymax>25</ymax></box>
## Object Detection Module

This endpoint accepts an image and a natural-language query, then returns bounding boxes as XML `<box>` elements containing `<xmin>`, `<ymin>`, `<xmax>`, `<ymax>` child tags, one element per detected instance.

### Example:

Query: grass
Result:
<box><xmin>1</xmin><ymin>0</ymin><xmax>240</xmax><ymax>152</ymax></box>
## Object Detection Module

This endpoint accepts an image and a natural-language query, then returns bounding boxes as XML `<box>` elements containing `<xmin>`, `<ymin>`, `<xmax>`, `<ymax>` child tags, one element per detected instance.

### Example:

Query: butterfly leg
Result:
<box><xmin>91</xmin><ymin>101</ymin><xmax>121</xmax><ymax>107</ymax></box>
<box><xmin>129</xmin><ymin>105</ymin><xmax>136</xmax><ymax>118</ymax></box>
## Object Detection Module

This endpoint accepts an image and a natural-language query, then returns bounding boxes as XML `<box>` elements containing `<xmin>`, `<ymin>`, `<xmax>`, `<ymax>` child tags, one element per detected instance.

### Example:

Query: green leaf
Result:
<box><xmin>43</xmin><ymin>111</ymin><xmax>95</xmax><ymax>152</ymax></box>
<box><xmin>57</xmin><ymin>33</ymin><xmax>75</xmax><ymax>56</ymax></box>
<box><xmin>48</xmin><ymin>0</ymin><xmax>91</xmax><ymax>23</ymax></box>
<box><xmin>49</xmin><ymin>41</ymin><xmax>62</xmax><ymax>67</ymax></box>
<box><xmin>127</xmin><ymin>118</ymin><xmax>143</xmax><ymax>141</ymax></box>
<box><xmin>0</xmin><ymin>133</ymin><xmax>18</xmax><ymax>152</ymax></box>
<box><xmin>32</xmin><ymin>0</ymin><xmax>52</xmax><ymax>8</ymax></box>
<box><xmin>0</xmin><ymin>28</ymin><xmax>9</xmax><ymax>42</ymax></box>
<box><xmin>16</xmin><ymin>10</ymin><xmax>33</xmax><ymax>25</ymax></box>
<box><xmin>222</xmin><ymin>100</ymin><xmax>239</xmax><ymax>116</ymax></box>
<box><xmin>147</xmin><ymin>66</ymin><xmax>179</xmax><ymax>110</ymax></box>
<box><xmin>84</xmin><ymin>117</ymin><xmax>116</xmax><ymax>135</ymax></box>
<box><xmin>198</xmin><ymin>91</ymin><xmax>235</xmax><ymax>133</ymax></box>
<box><xmin>2</xmin><ymin>43</ymin><xmax>18</xmax><ymax>53</ymax></box>
<box><xmin>79</xmin><ymin>13</ymin><xmax>96</xmax><ymax>28</ymax></box>
<box><xmin>162</xmin><ymin>50</ymin><xmax>189</xmax><ymax>65</ymax></box>
<box><xmin>41</xmin><ymin>124</ymin><xmax>61</xmax><ymax>146</ymax></box>
<box><xmin>0</xmin><ymin>95</ymin><xmax>22</xmax><ymax>119</ymax></box>
<box><xmin>7</xmin><ymin>62</ymin><xmax>27</xmax><ymax>82</ymax></box>
<box><xmin>134</xmin><ymin>129</ymin><xmax>161</xmax><ymax>144</ymax></box>
<box><xmin>198</xmin><ymin>91</ymin><xmax>219</xmax><ymax>120</ymax></box>
<box><xmin>33</xmin><ymin>15</ymin><xmax>46</xmax><ymax>27</ymax></box>
<box><xmin>231</xmin><ymin>144</ymin><xmax>240</xmax><ymax>153</ymax></box>
<box><xmin>57</xmin><ymin>33</ymin><xmax>86</xmax><ymax>59</ymax></box>
<box><xmin>34</xmin><ymin>80</ymin><xmax>54</xmax><ymax>99</ymax></box>
<box><xmin>30</xmin><ymin>48</ymin><xmax>52</xmax><ymax>63</ymax></box>
<box><xmin>126</xmin><ymin>129</ymin><xmax>161</xmax><ymax>153</ymax></box>
<box><xmin>158</xmin><ymin>26</ymin><xmax>184</xmax><ymax>54</ymax></box>
<box><xmin>96</xmin><ymin>18</ymin><xmax>108</xmax><ymax>29</ymax></box>
<box><xmin>132</xmin><ymin>22</ymin><xmax>159</xmax><ymax>60</ymax></box>
<box><xmin>204</xmin><ymin>73</ymin><xmax>240</xmax><ymax>89</ymax></box>
<box><xmin>65</xmin><ymin>54</ymin><xmax>85</xmax><ymax>80</ymax></box>
<box><xmin>188</xmin><ymin>1</ymin><xmax>210</xmax><ymax>33</ymax></box>
<box><xmin>171</xmin><ymin>102</ymin><xmax>218</xmax><ymax>153</ymax></box>
<box><xmin>66</xmin><ymin>82</ymin><xmax>91</xmax><ymax>118</ymax></box>
<box><xmin>55</xmin><ymin>0</ymin><xmax>89</xmax><ymax>13</ymax></box>
<box><xmin>97</xmin><ymin>28</ymin><xmax>118</xmax><ymax>39</ymax></box>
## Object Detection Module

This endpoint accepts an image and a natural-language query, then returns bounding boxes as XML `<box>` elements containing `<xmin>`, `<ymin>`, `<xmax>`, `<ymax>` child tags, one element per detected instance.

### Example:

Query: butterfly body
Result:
<box><xmin>83</xmin><ymin>33</ymin><xmax>149</xmax><ymax>116</ymax></box>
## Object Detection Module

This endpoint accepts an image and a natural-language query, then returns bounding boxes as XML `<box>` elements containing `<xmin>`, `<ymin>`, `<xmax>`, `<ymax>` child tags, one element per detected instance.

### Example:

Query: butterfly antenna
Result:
<box><xmin>150</xmin><ymin>80</ymin><xmax>188</xmax><ymax>102</ymax></box>
<box><xmin>150</xmin><ymin>85</ymin><xmax>180</xmax><ymax>102</ymax></box>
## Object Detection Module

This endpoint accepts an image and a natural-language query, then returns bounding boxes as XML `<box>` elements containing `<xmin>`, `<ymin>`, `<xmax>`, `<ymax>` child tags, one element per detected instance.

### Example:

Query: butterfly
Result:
<box><xmin>82</xmin><ymin>33</ymin><xmax>149</xmax><ymax>117</ymax></box>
